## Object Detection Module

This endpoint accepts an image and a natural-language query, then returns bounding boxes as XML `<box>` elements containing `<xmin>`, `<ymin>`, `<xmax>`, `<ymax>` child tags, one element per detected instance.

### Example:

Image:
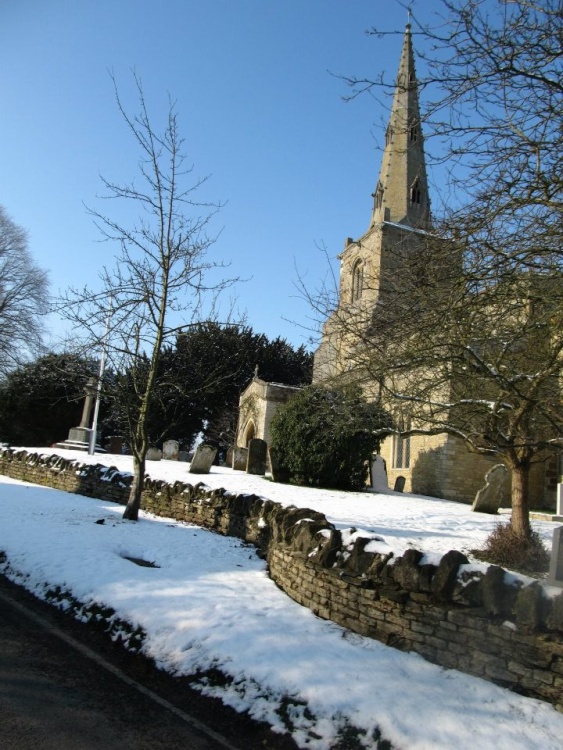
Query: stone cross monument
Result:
<box><xmin>55</xmin><ymin>377</ymin><xmax>97</xmax><ymax>451</ymax></box>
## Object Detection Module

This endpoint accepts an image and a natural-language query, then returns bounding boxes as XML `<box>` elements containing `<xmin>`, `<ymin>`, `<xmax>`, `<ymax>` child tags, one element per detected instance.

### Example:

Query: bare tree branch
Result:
<box><xmin>58</xmin><ymin>73</ymin><xmax>239</xmax><ymax>520</ymax></box>
<box><xmin>0</xmin><ymin>206</ymin><xmax>49</xmax><ymax>377</ymax></box>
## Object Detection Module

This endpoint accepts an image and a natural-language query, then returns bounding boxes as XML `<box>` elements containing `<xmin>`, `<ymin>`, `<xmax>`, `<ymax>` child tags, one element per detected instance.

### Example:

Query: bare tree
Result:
<box><xmin>60</xmin><ymin>74</ymin><xmax>237</xmax><ymax>520</ymax></box>
<box><xmin>370</xmin><ymin>239</ymin><xmax>561</xmax><ymax>540</ymax></box>
<box><xmin>306</xmin><ymin>1</ymin><xmax>563</xmax><ymax>542</ymax></box>
<box><xmin>0</xmin><ymin>207</ymin><xmax>49</xmax><ymax>377</ymax></box>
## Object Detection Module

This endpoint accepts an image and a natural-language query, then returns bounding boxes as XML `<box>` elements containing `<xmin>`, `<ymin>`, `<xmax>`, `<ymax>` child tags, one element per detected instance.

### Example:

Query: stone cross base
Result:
<box><xmin>54</xmin><ymin>426</ymin><xmax>92</xmax><ymax>452</ymax></box>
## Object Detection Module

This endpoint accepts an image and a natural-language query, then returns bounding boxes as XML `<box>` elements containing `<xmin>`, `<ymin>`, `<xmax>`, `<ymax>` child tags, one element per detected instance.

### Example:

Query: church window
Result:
<box><xmin>351</xmin><ymin>260</ymin><xmax>364</xmax><ymax>302</ymax></box>
<box><xmin>410</xmin><ymin>179</ymin><xmax>421</xmax><ymax>205</ymax></box>
<box><xmin>393</xmin><ymin>417</ymin><xmax>411</xmax><ymax>469</ymax></box>
<box><xmin>385</xmin><ymin>125</ymin><xmax>393</xmax><ymax>146</ymax></box>
<box><xmin>409</xmin><ymin>123</ymin><xmax>418</xmax><ymax>142</ymax></box>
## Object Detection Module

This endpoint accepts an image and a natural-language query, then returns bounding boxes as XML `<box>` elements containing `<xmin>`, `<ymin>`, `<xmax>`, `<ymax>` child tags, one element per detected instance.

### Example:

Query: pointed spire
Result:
<box><xmin>370</xmin><ymin>24</ymin><xmax>431</xmax><ymax>230</ymax></box>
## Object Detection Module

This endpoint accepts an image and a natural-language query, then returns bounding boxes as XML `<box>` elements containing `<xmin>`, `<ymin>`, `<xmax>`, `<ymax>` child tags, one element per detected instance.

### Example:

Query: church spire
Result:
<box><xmin>370</xmin><ymin>24</ymin><xmax>431</xmax><ymax>230</ymax></box>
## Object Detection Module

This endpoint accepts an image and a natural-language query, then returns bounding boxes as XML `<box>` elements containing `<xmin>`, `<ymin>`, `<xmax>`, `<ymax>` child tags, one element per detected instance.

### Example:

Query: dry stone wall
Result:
<box><xmin>1</xmin><ymin>447</ymin><xmax>562</xmax><ymax>710</ymax></box>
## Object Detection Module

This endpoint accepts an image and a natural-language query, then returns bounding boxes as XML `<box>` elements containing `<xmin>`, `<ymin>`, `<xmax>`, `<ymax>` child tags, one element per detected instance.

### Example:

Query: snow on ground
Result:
<box><xmin>0</xmin><ymin>449</ymin><xmax>562</xmax><ymax>749</ymax></box>
<box><xmin>30</xmin><ymin>447</ymin><xmax>557</xmax><ymax>559</ymax></box>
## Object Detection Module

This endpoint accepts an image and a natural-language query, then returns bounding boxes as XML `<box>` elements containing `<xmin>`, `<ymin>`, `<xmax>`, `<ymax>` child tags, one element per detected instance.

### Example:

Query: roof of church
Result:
<box><xmin>382</xmin><ymin>219</ymin><xmax>432</xmax><ymax>235</ymax></box>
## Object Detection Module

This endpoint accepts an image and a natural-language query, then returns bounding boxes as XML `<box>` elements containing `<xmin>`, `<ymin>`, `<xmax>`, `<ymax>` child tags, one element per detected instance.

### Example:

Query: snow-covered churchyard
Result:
<box><xmin>0</xmin><ymin>447</ymin><xmax>562</xmax><ymax>749</ymax></box>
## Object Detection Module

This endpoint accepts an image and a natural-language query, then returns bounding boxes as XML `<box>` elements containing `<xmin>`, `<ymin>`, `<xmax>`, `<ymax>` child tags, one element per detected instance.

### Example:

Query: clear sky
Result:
<box><xmin>1</xmin><ymin>0</ymin><xmax>448</xmax><ymax>352</ymax></box>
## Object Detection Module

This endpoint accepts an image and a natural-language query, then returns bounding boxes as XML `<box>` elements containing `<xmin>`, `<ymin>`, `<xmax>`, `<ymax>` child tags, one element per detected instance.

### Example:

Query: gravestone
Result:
<box><xmin>146</xmin><ymin>447</ymin><xmax>162</xmax><ymax>461</ymax></box>
<box><xmin>393</xmin><ymin>476</ymin><xmax>406</xmax><ymax>493</ymax></box>
<box><xmin>232</xmin><ymin>447</ymin><xmax>248</xmax><ymax>471</ymax></box>
<box><xmin>107</xmin><ymin>436</ymin><xmax>123</xmax><ymax>454</ymax></box>
<box><xmin>556</xmin><ymin>482</ymin><xmax>563</xmax><ymax>520</ymax></box>
<box><xmin>226</xmin><ymin>447</ymin><xmax>234</xmax><ymax>468</ymax></box>
<box><xmin>247</xmin><ymin>438</ymin><xmax>268</xmax><ymax>475</ymax></box>
<box><xmin>162</xmin><ymin>439</ymin><xmax>179</xmax><ymax>461</ymax></box>
<box><xmin>370</xmin><ymin>455</ymin><xmax>389</xmax><ymax>492</ymax></box>
<box><xmin>177</xmin><ymin>451</ymin><xmax>190</xmax><ymax>462</ymax></box>
<box><xmin>189</xmin><ymin>444</ymin><xmax>217</xmax><ymax>474</ymax></box>
<box><xmin>269</xmin><ymin>448</ymin><xmax>290</xmax><ymax>484</ymax></box>
<box><xmin>547</xmin><ymin>527</ymin><xmax>563</xmax><ymax>588</ymax></box>
<box><xmin>472</xmin><ymin>464</ymin><xmax>507</xmax><ymax>513</ymax></box>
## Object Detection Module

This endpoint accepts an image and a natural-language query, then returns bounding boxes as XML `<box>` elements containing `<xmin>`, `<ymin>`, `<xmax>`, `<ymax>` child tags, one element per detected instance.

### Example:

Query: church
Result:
<box><xmin>237</xmin><ymin>25</ymin><xmax>557</xmax><ymax>509</ymax></box>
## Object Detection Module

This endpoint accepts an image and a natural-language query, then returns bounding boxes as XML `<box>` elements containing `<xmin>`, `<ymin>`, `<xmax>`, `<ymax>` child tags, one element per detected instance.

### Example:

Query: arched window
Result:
<box><xmin>393</xmin><ymin>417</ymin><xmax>411</xmax><ymax>469</ymax></box>
<box><xmin>351</xmin><ymin>260</ymin><xmax>364</xmax><ymax>302</ymax></box>
<box><xmin>410</xmin><ymin>179</ymin><xmax>421</xmax><ymax>205</ymax></box>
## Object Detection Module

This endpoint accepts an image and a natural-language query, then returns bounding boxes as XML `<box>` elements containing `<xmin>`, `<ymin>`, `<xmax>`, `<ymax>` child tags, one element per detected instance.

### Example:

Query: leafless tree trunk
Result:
<box><xmin>59</xmin><ymin>73</ymin><xmax>238</xmax><ymax>521</ymax></box>
<box><xmin>509</xmin><ymin>459</ymin><xmax>532</xmax><ymax>540</ymax></box>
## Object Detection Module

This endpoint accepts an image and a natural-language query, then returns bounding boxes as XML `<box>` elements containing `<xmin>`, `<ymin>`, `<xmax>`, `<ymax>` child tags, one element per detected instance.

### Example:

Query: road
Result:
<box><xmin>0</xmin><ymin>574</ymin><xmax>297</xmax><ymax>750</ymax></box>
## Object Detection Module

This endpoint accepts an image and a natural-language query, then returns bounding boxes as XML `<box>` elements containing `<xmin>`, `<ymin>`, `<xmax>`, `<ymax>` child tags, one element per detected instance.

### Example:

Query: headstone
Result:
<box><xmin>189</xmin><ymin>444</ymin><xmax>217</xmax><ymax>474</ymax></box>
<box><xmin>547</xmin><ymin>527</ymin><xmax>563</xmax><ymax>588</ymax></box>
<box><xmin>146</xmin><ymin>447</ymin><xmax>162</xmax><ymax>461</ymax></box>
<box><xmin>393</xmin><ymin>476</ymin><xmax>406</xmax><ymax>493</ymax></box>
<box><xmin>370</xmin><ymin>455</ymin><xmax>389</xmax><ymax>492</ymax></box>
<box><xmin>226</xmin><ymin>446</ymin><xmax>234</xmax><ymax>468</ymax></box>
<box><xmin>108</xmin><ymin>436</ymin><xmax>123</xmax><ymax>454</ymax></box>
<box><xmin>177</xmin><ymin>451</ymin><xmax>190</xmax><ymax>462</ymax></box>
<box><xmin>556</xmin><ymin>482</ymin><xmax>563</xmax><ymax>519</ymax></box>
<box><xmin>162</xmin><ymin>439</ymin><xmax>179</xmax><ymax>461</ymax></box>
<box><xmin>269</xmin><ymin>448</ymin><xmax>290</xmax><ymax>484</ymax></box>
<box><xmin>472</xmin><ymin>464</ymin><xmax>507</xmax><ymax>513</ymax></box>
<box><xmin>247</xmin><ymin>438</ymin><xmax>268</xmax><ymax>475</ymax></box>
<box><xmin>232</xmin><ymin>447</ymin><xmax>248</xmax><ymax>472</ymax></box>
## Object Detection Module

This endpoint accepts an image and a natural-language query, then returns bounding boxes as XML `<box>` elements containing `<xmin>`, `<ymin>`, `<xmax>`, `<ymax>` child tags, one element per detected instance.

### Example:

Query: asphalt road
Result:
<box><xmin>0</xmin><ymin>575</ymin><xmax>298</xmax><ymax>750</ymax></box>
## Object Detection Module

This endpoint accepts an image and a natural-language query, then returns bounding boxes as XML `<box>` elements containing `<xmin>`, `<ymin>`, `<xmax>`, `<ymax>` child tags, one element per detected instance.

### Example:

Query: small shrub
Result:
<box><xmin>474</xmin><ymin>522</ymin><xmax>550</xmax><ymax>574</ymax></box>
<box><xmin>270</xmin><ymin>385</ymin><xmax>391</xmax><ymax>491</ymax></box>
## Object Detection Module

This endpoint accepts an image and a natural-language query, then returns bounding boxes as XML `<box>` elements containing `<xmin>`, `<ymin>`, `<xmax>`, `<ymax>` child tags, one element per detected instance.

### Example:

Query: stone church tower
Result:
<box><xmin>236</xmin><ymin>24</ymin><xmax>554</xmax><ymax>507</ymax></box>
<box><xmin>313</xmin><ymin>23</ymin><xmax>432</xmax><ymax>383</ymax></box>
<box><xmin>312</xmin><ymin>24</ymin><xmax>554</xmax><ymax>506</ymax></box>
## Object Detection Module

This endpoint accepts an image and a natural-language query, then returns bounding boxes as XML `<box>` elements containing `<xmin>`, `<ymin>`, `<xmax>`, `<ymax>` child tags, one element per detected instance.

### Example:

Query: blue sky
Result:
<box><xmin>1</xmin><ymin>0</ymin><xmax>448</xmax><ymax>351</ymax></box>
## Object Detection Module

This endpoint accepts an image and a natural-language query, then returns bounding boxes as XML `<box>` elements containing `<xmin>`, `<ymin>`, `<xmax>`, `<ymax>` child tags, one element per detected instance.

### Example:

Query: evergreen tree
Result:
<box><xmin>102</xmin><ymin>324</ymin><xmax>313</xmax><ymax>453</ymax></box>
<box><xmin>0</xmin><ymin>353</ymin><xmax>95</xmax><ymax>446</ymax></box>
<box><xmin>270</xmin><ymin>385</ymin><xmax>391</xmax><ymax>491</ymax></box>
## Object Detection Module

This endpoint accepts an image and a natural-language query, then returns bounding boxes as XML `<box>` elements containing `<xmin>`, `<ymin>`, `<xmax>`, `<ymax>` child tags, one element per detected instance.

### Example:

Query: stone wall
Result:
<box><xmin>1</xmin><ymin>447</ymin><xmax>561</xmax><ymax>711</ymax></box>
